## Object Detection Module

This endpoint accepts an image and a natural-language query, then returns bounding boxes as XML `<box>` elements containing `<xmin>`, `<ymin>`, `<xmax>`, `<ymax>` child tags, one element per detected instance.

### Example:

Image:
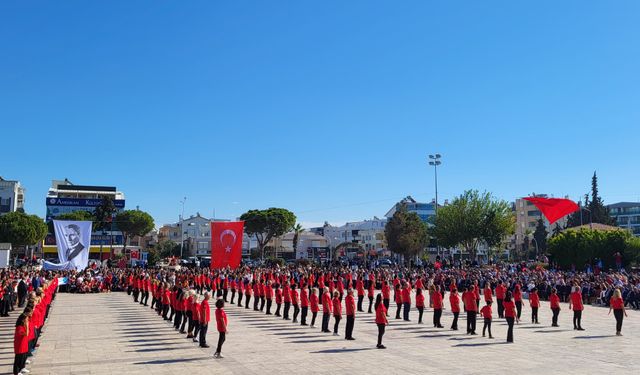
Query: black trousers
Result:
<box><xmin>245</xmin><ymin>295</ymin><xmax>250</xmax><ymax>309</ymax></box>
<box><xmin>253</xmin><ymin>296</ymin><xmax>259</xmax><ymax>310</ymax></box>
<box><xmin>433</xmin><ymin>308</ymin><xmax>442</xmax><ymax>327</ymax></box>
<box><xmin>357</xmin><ymin>295</ymin><xmax>364</xmax><ymax>311</ymax></box>
<box><xmin>162</xmin><ymin>304</ymin><xmax>170</xmax><ymax>319</ymax></box>
<box><xmin>230</xmin><ymin>290</ymin><xmax>236</xmax><ymax>304</ymax></box>
<box><xmin>395</xmin><ymin>303</ymin><xmax>402</xmax><ymax>319</ymax></box>
<box><xmin>13</xmin><ymin>353</ymin><xmax>27</xmax><ymax>375</ymax></box>
<box><xmin>614</xmin><ymin>309</ymin><xmax>624</xmax><ymax>332</ymax></box>
<box><xmin>266</xmin><ymin>299</ymin><xmax>272</xmax><ymax>314</ymax></box>
<box><xmin>283</xmin><ymin>302</ymin><xmax>291</xmax><ymax>319</ymax></box>
<box><xmin>292</xmin><ymin>304</ymin><xmax>300</xmax><ymax>322</ymax></box>
<box><xmin>237</xmin><ymin>293</ymin><xmax>243</xmax><ymax>307</ymax></box>
<box><xmin>275</xmin><ymin>303</ymin><xmax>282</xmax><ymax>316</ymax></box>
<box><xmin>193</xmin><ymin>321</ymin><xmax>201</xmax><ymax>339</ymax></box>
<box><xmin>199</xmin><ymin>323</ymin><xmax>208</xmax><ymax>346</ymax></box>
<box><xmin>403</xmin><ymin>302</ymin><xmax>410</xmax><ymax>321</ymax></box>
<box><xmin>223</xmin><ymin>288</ymin><xmax>228</xmax><ymax>302</ymax></box>
<box><xmin>515</xmin><ymin>301</ymin><xmax>522</xmax><ymax>319</ymax></box>
<box><xmin>311</xmin><ymin>311</ymin><xmax>318</xmax><ymax>326</ymax></box>
<box><xmin>301</xmin><ymin>306</ymin><xmax>308</xmax><ymax>324</ymax></box>
<box><xmin>216</xmin><ymin>332</ymin><xmax>226</xmax><ymax>353</ymax></box>
<box><xmin>531</xmin><ymin>307</ymin><xmax>539</xmax><ymax>323</ymax></box>
<box><xmin>383</xmin><ymin>299</ymin><xmax>390</xmax><ymax>313</ymax></box>
<box><xmin>497</xmin><ymin>299</ymin><xmax>504</xmax><ymax>318</ymax></box>
<box><xmin>186</xmin><ymin>311</ymin><xmax>194</xmax><ymax>334</ymax></box>
<box><xmin>377</xmin><ymin>323</ymin><xmax>385</xmax><ymax>346</ymax></box>
<box><xmin>260</xmin><ymin>297</ymin><xmax>265</xmax><ymax>311</ymax></box>
<box><xmin>573</xmin><ymin>310</ymin><xmax>583</xmax><ymax>329</ymax></box>
<box><xmin>506</xmin><ymin>317</ymin><xmax>514</xmax><ymax>342</ymax></box>
<box><xmin>482</xmin><ymin>318</ymin><xmax>492</xmax><ymax>337</ymax></box>
<box><xmin>451</xmin><ymin>312</ymin><xmax>459</xmax><ymax>330</ymax></box>
<box><xmin>174</xmin><ymin>311</ymin><xmax>183</xmax><ymax>329</ymax></box>
<box><xmin>368</xmin><ymin>297</ymin><xmax>374</xmax><ymax>313</ymax></box>
<box><xmin>552</xmin><ymin>308</ymin><xmax>560</xmax><ymax>326</ymax></box>
<box><xmin>466</xmin><ymin>311</ymin><xmax>477</xmax><ymax>333</ymax></box>
<box><xmin>333</xmin><ymin>315</ymin><xmax>341</xmax><ymax>333</ymax></box>
<box><xmin>322</xmin><ymin>313</ymin><xmax>330</xmax><ymax>332</ymax></box>
<box><xmin>417</xmin><ymin>306</ymin><xmax>424</xmax><ymax>323</ymax></box>
<box><xmin>180</xmin><ymin>311</ymin><xmax>188</xmax><ymax>332</ymax></box>
<box><xmin>345</xmin><ymin>315</ymin><xmax>355</xmax><ymax>338</ymax></box>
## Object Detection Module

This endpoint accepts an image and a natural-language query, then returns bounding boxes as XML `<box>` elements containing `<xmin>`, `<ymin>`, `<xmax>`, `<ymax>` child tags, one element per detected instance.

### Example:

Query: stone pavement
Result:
<box><xmin>1</xmin><ymin>291</ymin><xmax>638</xmax><ymax>375</ymax></box>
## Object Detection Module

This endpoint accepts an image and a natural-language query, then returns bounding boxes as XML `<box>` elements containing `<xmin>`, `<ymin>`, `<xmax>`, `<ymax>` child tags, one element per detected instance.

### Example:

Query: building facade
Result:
<box><xmin>43</xmin><ymin>179</ymin><xmax>128</xmax><ymax>260</ymax></box>
<box><xmin>322</xmin><ymin>217</ymin><xmax>388</xmax><ymax>256</ymax></box>
<box><xmin>159</xmin><ymin>213</ymin><xmax>231</xmax><ymax>257</ymax></box>
<box><xmin>0</xmin><ymin>177</ymin><xmax>25</xmax><ymax>214</ymax></box>
<box><xmin>513</xmin><ymin>194</ymin><xmax>569</xmax><ymax>252</ymax></box>
<box><xmin>608</xmin><ymin>202</ymin><xmax>640</xmax><ymax>236</ymax></box>
<box><xmin>385</xmin><ymin>196</ymin><xmax>437</xmax><ymax>223</ymax></box>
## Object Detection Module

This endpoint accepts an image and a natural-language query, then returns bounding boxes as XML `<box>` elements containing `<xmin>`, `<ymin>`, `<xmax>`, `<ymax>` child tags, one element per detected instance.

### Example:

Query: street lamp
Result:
<box><xmin>429</xmin><ymin>153</ymin><xmax>442</xmax><ymax>257</ymax></box>
<box><xmin>180</xmin><ymin>197</ymin><xmax>187</xmax><ymax>259</ymax></box>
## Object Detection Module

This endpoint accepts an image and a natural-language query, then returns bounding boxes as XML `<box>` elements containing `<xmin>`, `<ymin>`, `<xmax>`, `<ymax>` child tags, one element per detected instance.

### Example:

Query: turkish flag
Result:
<box><xmin>211</xmin><ymin>221</ymin><xmax>244</xmax><ymax>269</ymax></box>
<box><xmin>523</xmin><ymin>197</ymin><xmax>579</xmax><ymax>224</ymax></box>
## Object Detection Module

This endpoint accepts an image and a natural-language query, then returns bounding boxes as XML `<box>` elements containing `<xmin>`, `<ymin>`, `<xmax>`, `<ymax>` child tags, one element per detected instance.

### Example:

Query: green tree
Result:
<box><xmin>0</xmin><ymin>212</ymin><xmax>48</xmax><ymax>247</ymax></box>
<box><xmin>532</xmin><ymin>218</ymin><xmax>548</xmax><ymax>256</ymax></box>
<box><xmin>385</xmin><ymin>204</ymin><xmax>428</xmax><ymax>262</ymax></box>
<box><xmin>566</xmin><ymin>173</ymin><xmax>615</xmax><ymax>227</ymax></box>
<box><xmin>94</xmin><ymin>196</ymin><xmax>117</xmax><ymax>232</ymax></box>
<box><xmin>292</xmin><ymin>223</ymin><xmax>304</xmax><ymax>254</ymax></box>
<box><xmin>552</xmin><ymin>223</ymin><xmax>563</xmax><ymax>238</ymax></box>
<box><xmin>549</xmin><ymin>228</ymin><xmax>640</xmax><ymax>268</ymax></box>
<box><xmin>433</xmin><ymin>190</ymin><xmax>514</xmax><ymax>260</ymax></box>
<box><xmin>240</xmin><ymin>208</ymin><xmax>296</xmax><ymax>260</ymax></box>
<box><xmin>115</xmin><ymin>210</ymin><xmax>155</xmax><ymax>252</ymax></box>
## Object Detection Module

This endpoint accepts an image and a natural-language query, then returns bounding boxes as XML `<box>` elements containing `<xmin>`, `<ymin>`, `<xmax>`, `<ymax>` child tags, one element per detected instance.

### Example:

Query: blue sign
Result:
<box><xmin>46</xmin><ymin>198</ymin><xmax>125</xmax><ymax>208</ymax></box>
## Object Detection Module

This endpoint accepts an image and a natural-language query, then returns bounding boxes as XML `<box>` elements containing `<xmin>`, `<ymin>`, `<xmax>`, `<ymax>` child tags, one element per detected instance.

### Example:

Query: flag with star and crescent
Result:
<box><xmin>211</xmin><ymin>221</ymin><xmax>244</xmax><ymax>269</ymax></box>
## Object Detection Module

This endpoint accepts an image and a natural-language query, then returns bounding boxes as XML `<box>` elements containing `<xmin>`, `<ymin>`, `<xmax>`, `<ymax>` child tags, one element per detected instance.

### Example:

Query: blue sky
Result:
<box><xmin>1</xmin><ymin>1</ymin><xmax>639</xmax><ymax>228</ymax></box>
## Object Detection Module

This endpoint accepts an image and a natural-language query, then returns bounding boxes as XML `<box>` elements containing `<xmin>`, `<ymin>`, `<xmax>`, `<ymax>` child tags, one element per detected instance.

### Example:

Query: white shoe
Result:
<box><xmin>25</xmin><ymin>360</ymin><xmax>31</xmax><ymax>364</ymax></box>
<box><xmin>21</xmin><ymin>370</ymin><xmax>30</xmax><ymax>374</ymax></box>
<box><xmin>310</xmin><ymin>325</ymin><xmax>315</xmax><ymax>328</ymax></box>
<box><xmin>217</xmin><ymin>353</ymin><xmax>224</xmax><ymax>358</ymax></box>
<box><xmin>333</xmin><ymin>333</ymin><xmax>339</xmax><ymax>336</ymax></box>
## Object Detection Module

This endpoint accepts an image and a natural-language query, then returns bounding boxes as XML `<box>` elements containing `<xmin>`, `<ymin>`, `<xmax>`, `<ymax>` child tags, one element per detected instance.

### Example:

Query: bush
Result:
<box><xmin>548</xmin><ymin>228</ymin><xmax>639</xmax><ymax>269</ymax></box>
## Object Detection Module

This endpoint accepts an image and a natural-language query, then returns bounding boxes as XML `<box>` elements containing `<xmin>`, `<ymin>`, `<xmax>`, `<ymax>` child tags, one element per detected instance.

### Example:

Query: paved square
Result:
<box><xmin>2</xmin><ymin>292</ymin><xmax>638</xmax><ymax>374</ymax></box>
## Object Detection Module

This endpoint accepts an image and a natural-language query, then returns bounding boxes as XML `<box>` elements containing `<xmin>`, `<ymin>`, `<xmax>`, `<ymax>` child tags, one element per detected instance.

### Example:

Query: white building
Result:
<box><xmin>322</xmin><ymin>217</ymin><xmax>387</xmax><ymax>255</ymax></box>
<box><xmin>0</xmin><ymin>177</ymin><xmax>25</xmax><ymax>215</ymax></box>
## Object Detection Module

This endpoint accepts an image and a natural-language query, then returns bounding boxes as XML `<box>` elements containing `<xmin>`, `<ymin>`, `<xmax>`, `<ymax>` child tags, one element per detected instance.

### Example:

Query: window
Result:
<box><xmin>528</xmin><ymin>210</ymin><xmax>541</xmax><ymax>217</ymax></box>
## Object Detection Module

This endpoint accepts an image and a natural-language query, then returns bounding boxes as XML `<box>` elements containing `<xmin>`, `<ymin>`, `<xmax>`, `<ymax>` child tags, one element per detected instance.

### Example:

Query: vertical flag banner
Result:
<box><xmin>522</xmin><ymin>197</ymin><xmax>579</xmax><ymax>224</ymax></box>
<box><xmin>211</xmin><ymin>221</ymin><xmax>244</xmax><ymax>269</ymax></box>
<box><xmin>43</xmin><ymin>220</ymin><xmax>92</xmax><ymax>271</ymax></box>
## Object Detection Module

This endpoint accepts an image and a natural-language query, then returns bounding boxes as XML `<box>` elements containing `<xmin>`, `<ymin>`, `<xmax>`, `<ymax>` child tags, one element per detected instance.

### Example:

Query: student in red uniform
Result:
<box><xmin>529</xmin><ymin>287</ymin><xmax>540</xmax><ymax>324</ymax></box>
<box><xmin>310</xmin><ymin>287</ymin><xmax>319</xmax><ymax>328</ymax></box>
<box><xmin>394</xmin><ymin>284</ymin><xmax>403</xmax><ymax>320</ymax></box>
<box><xmin>291</xmin><ymin>284</ymin><xmax>300</xmax><ymax>323</ymax></box>
<box><xmin>300</xmin><ymin>285</ymin><xmax>309</xmax><ymax>326</ymax></box>
<box><xmin>332</xmin><ymin>291</ymin><xmax>342</xmax><ymax>336</ymax></box>
<box><xmin>549</xmin><ymin>288</ymin><xmax>561</xmax><ymax>327</ymax></box>
<box><xmin>367</xmin><ymin>281</ymin><xmax>375</xmax><ymax>314</ymax></box>
<box><xmin>503</xmin><ymin>291</ymin><xmax>518</xmax><ymax>343</ymax></box>
<box><xmin>244</xmin><ymin>280</ymin><xmax>252</xmax><ymax>309</ymax></box>
<box><xmin>13</xmin><ymin>313</ymin><xmax>29</xmax><ymax>375</ymax></box>
<box><xmin>274</xmin><ymin>283</ymin><xmax>283</xmax><ymax>317</ymax></box>
<box><xmin>569</xmin><ymin>286</ymin><xmax>585</xmax><ymax>331</ymax></box>
<box><xmin>374</xmin><ymin>294</ymin><xmax>388</xmax><ymax>349</ymax></box>
<box><xmin>356</xmin><ymin>278</ymin><xmax>365</xmax><ymax>312</ymax></box>
<box><xmin>608</xmin><ymin>288</ymin><xmax>627</xmax><ymax>336</ymax></box>
<box><xmin>229</xmin><ymin>277</ymin><xmax>237</xmax><ymax>305</ymax></box>
<box><xmin>345</xmin><ymin>288</ymin><xmax>356</xmax><ymax>340</ymax></box>
<box><xmin>449</xmin><ymin>288</ymin><xmax>461</xmax><ymax>331</ymax></box>
<box><xmin>191</xmin><ymin>297</ymin><xmax>201</xmax><ymax>342</ymax></box>
<box><xmin>265</xmin><ymin>280</ymin><xmax>274</xmax><ymax>315</ymax></box>
<box><xmin>401</xmin><ymin>282</ymin><xmax>412</xmax><ymax>321</ymax></box>
<box><xmin>463</xmin><ymin>286</ymin><xmax>478</xmax><ymax>335</ymax></box>
<box><xmin>382</xmin><ymin>281</ymin><xmax>391</xmax><ymax>315</ymax></box>
<box><xmin>416</xmin><ymin>288</ymin><xmax>425</xmax><ymax>324</ymax></box>
<box><xmin>213</xmin><ymin>299</ymin><xmax>228</xmax><ymax>359</ymax></box>
<box><xmin>432</xmin><ymin>285</ymin><xmax>444</xmax><ymax>328</ymax></box>
<box><xmin>480</xmin><ymin>301</ymin><xmax>493</xmax><ymax>338</ymax></box>
<box><xmin>495</xmin><ymin>281</ymin><xmax>506</xmax><ymax>318</ymax></box>
<box><xmin>321</xmin><ymin>287</ymin><xmax>333</xmax><ymax>333</ymax></box>
<box><xmin>282</xmin><ymin>282</ymin><xmax>292</xmax><ymax>320</ymax></box>
<box><xmin>484</xmin><ymin>283</ymin><xmax>493</xmax><ymax>304</ymax></box>
<box><xmin>513</xmin><ymin>284</ymin><xmax>523</xmax><ymax>321</ymax></box>
<box><xmin>199</xmin><ymin>292</ymin><xmax>211</xmax><ymax>348</ymax></box>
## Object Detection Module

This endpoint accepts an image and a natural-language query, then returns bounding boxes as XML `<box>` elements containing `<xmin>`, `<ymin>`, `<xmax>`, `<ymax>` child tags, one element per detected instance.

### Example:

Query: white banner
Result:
<box><xmin>43</xmin><ymin>220</ymin><xmax>92</xmax><ymax>271</ymax></box>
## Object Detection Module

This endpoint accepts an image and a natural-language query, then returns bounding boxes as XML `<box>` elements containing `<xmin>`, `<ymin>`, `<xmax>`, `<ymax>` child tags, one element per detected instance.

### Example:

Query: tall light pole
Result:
<box><xmin>428</xmin><ymin>154</ymin><xmax>442</xmax><ymax>215</ymax></box>
<box><xmin>429</xmin><ymin>154</ymin><xmax>442</xmax><ymax>257</ymax></box>
<box><xmin>180</xmin><ymin>197</ymin><xmax>187</xmax><ymax>259</ymax></box>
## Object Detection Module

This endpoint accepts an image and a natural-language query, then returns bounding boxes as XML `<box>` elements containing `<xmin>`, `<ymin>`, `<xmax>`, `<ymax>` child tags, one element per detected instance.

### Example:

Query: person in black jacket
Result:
<box><xmin>17</xmin><ymin>277</ymin><xmax>28</xmax><ymax>308</ymax></box>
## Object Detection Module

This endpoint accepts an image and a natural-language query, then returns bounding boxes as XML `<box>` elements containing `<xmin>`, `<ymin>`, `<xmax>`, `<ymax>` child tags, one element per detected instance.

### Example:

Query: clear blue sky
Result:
<box><xmin>2</xmin><ymin>1</ymin><xmax>639</xmax><ymax>228</ymax></box>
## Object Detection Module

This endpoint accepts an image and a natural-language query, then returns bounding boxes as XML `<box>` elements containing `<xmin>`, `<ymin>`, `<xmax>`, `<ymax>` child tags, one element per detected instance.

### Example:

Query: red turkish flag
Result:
<box><xmin>211</xmin><ymin>221</ymin><xmax>244</xmax><ymax>269</ymax></box>
<box><xmin>523</xmin><ymin>197</ymin><xmax>579</xmax><ymax>225</ymax></box>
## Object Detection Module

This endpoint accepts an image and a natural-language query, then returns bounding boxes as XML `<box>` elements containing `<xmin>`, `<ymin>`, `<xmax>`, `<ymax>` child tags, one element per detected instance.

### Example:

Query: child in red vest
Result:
<box><xmin>480</xmin><ymin>301</ymin><xmax>493</xmax><ymax>339</ymax></box>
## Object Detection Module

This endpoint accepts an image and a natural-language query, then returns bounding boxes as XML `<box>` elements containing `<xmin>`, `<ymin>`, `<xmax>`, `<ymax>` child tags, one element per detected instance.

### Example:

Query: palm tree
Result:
<box><xmin>292</xmin><ymin>223</ymin><xmax>304</xmax><ymax>254</ymax></box>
